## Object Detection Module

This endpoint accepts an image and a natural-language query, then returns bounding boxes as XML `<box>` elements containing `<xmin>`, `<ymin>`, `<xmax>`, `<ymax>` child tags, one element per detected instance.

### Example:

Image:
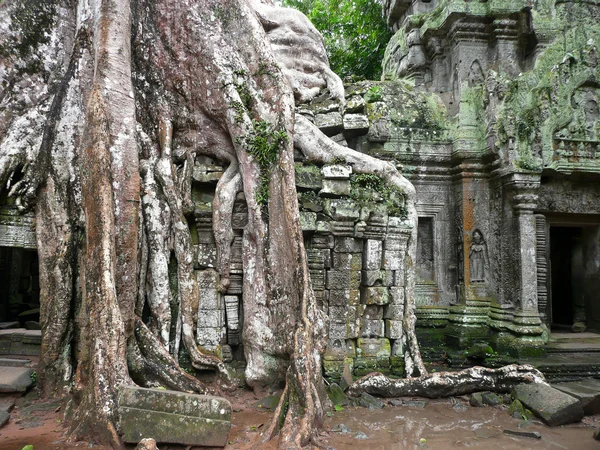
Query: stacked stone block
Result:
<box><xmin>196</xmin><ymin>269</ymin><xmax>226</xmax><ymax>355</ymax></box>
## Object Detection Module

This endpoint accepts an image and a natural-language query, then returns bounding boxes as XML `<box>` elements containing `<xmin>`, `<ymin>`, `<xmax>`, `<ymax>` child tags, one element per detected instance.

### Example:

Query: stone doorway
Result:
<box><xmin>0</xmin><ymin>247</ymin><xmax>40</xmax><ymax>326</ymax></box>
<box><xmin>547</xmin><ymin>222</ymin><xmax>600</xmax><ymax>332</ymax></box>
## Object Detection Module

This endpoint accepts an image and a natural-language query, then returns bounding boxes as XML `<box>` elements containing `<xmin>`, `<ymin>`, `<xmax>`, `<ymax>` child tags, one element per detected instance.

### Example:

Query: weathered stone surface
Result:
<box><xmin>327</xmin><ymin>383</ymin><xmax>349</xmax><ymax>406</ymax></box>
<box><xmin>0</xmin><ymin>367</ymin><xmax>33</xmax><ymax>392</ymax></box>
<box><xmin>482</xmin><ymin>392</ymin><xmax>502</xmax><ymax>406</ymax></box>
<box><xmin>363</xmin><ymin>240</ymin><xmax>383</xmax><ymax>270</ymax></box>
<box><xmin>0</xmin><ymin>411</ymin><xmax>8</xmax><ymax>428</ymax></box>
<box><xmin>295</xmin><ymin>164</ymin><xmax>323</xmax><ymax>190</ymax></box>
<box><xmin>357</xmin><ymin>338</ymin><xmax>391</xmax><ymax>358</ymax></box>
<box><xmin>469</xmin><ymin>393</ymin><xmax>484</xmax><ymax>407</ymax></box>
<box><xmin>314</xmin><ymin>112</ymin><xmax>343</xmax><ymax>135</ymax></box>
<box><xmin>0</xmin><ymin>358</ymin><xmax>31</xmax><ymax>367</ymax></box>
<box><xmin>345</xmin><ymin>95</ymin><xmax>366</xmax><ymax>113</ymax></box>
<box><xmin>512</xmin><ymin>383</ymin><xmax>584</xmax><ymax>426</ymax></box>
<box><xmin>322</xmin><ymin>164</ymin><xmax>352</xmax><ymax>179</ymax></box>
<box><xmin>343</xmin><ymin>114</ymin><xmax>369</xmax><ymax>136</ymax></box>
<box><xmin>320</xmin><ymin>179</ymin><xmax>351</xmax><ymax>197</ymax></box>
<box><xmin>553</xmin><ymin>379</ymin><xmax>600</xmax><ymax>415</ymax></box>
<box><xmin>119</xmin><ymin>387</ymin><xmax>231</xmax><ymax>447</ymax></box>
<box><xmin>362</xmin><ymin>287</ymin><xmax>389</xmax><ymax>305</ymax></box>
<box><xmin>357</xmin><ymin>392</ymin><xmax>384</xmax><ymax>409</ymax></box>
<box><xmin>384</xmin><ymin>320</ymin><xmax>403</xmax><ymax>339</ymax></box>
<box><xmin>508</xmin><ymin>399</ymin><xmax>533</xmax><ymax>420</ymax></box>
<box><xmin>135</xmin><ymin>438</ymin><xmax>159</xmax><ymax>450</ymax></box>
<box><xmin>334</xmin><ymin>237</ymin><xmax>362</xmax><ymax>253</ymax></box>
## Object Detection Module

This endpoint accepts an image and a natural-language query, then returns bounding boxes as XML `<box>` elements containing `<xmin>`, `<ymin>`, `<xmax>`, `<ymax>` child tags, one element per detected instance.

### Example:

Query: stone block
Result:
<box><xmin>357</xmin><ymin>338</ymin><xmax>391</xmax><ymax>358</ymax></box>
<box><xmin>383</xmin><ymin>249</ymin><xmax>404</xmax><ymax>270</ymax></box>
<box><xmin>329</xmin><ymin>322</ymin><xmax>347</xmax><ymax>339</ymax></box>
<box><xmin>119</xmin><ymin>387</ymin><xmax>231</xmax><ymax>447</ymax></box>
<box><xmin>197</xmin><ymin>309</ymin><xmax>224</xmax><ymax>328</ymax></box>
<box><xmin>320</xmin><ymin>179</ymin><xmax>351</xmax><ymax>197</ymax></box>
<box><xmin>343</xmin><ymin>114</ymin><xmax>370</xmax><ymax>136</ymax></box>
<box><xmin>361</xmin><ymin>320</ymin><xmax>385</xmax><ymax>337</ymax></box>
<box><xmin>333</xmin><ymin>252</ymin><xmax>362</xmax><ymax>270</ymax></box>
<box><xmin>329</xmin><ymin>306</ymin><xmax>348</xmax><ymax>324</ymax></box>
<box><xmin>322</xmin><ymin>164</ymin><xmax>352</xmax><ymax>179</ymax></box>
<box><xmin>196</xmin><ymin>269</ymin><xmax>219</xmax><ymax>289</ymax></box>
<box><xmin>363</xmin><ymin>305</ymin><xmax>383</xmax><ymax>320</ymax></box>
<box><xmin>231</xmin><ymin>212</ymin><xmax>248</xmax><ymax>229</ymax></box>
<box><xmin>362</xmin><ymin>287</ymin><xmax>389</xmax><ymax>305</ymax></box>
<box><xmin>325</xmin><ymin>338</ymin><xmax>347</xmax><ymax>360</ymax></box>
<box><xmin>196</xmin><ymin>243</ymin><xmax>217</xmax><ymax>268</ymax></box>
<box><xmin>512</xmin><ymin>383</ymin><xmax>584</xmax><ymax>426</ymax></box>
<box><xmin>334</xmin><ymin>237</ymin><xmax>362</xmax><ymax>253</ymax></box>
<box><xmin>389</xmin><ymin>287</ymin><xmax>405</xmax><ymax>305</ymax></box>
<box><xmin>0</xmin><ymin>367</ymin><xmax>33</xmax><ymax>392</ymax></box>
<box><xmin>363</xmin><ymin>240</ymin><xmax>383</xmax><ymax>270</ymax></box>
<box><xmin>326</xmin><ymin>270</ymin><xmax>361</xmax><ymax>290</ymax></box>
<box><xmin>362</xmin><ymin>270</ymin><xmax>386</xmax><ymax>286</ymax></box>
<box><xmin>384</xmin><ymin>304</ymin><xmax>404</xmax><ymax>319</ymax></box>
<box><xmin>315</xmin><ymin>112</ymin><xmax>343</xmax><ymax>135</ymax></box>
<box><xmin>196</xmin><ymin>327</ymin><xmax>226</xmax><ymax>347</ymax></box>
<box><xmin>295</xmin><ymin>164</ymin><xmax>323</xmax><ymax>190</ymax></box>
<box><xmin>345</xmin><ymin>95</ymin><xmax>366</xmax><ymax>113</ymax></box>
<box><xmin>385</xmin><ymin>320</ymin><xmax>403</xmax><ymax>339</ymax></box>
<box><xmin>323</xmin><ymin>199</ymin><xmax>360</xmax><ymax>221</ymax></box>
<box><xmin>553</xmin><ymin>379</ymin><xmax>600</xmax><ymax>415</ymax></box>
<box><xmin>300</xmin><ymin>212</ymin><xmax>317</xmax><ymax>231</ymax></box>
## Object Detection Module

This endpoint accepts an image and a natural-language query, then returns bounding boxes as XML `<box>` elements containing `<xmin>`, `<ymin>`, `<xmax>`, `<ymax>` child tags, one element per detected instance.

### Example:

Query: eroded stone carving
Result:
<box><xmin>469</xmin><ymin>229</ymin><xmax>488</xmax><ymax>283</ymax></box>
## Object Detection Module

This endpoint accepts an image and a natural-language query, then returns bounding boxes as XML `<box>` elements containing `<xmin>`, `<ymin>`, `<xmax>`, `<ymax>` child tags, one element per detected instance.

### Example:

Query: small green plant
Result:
<box><xmin>239</xmin><ymin>120</ymin><xmax>288</xmax><ymax>207</ymax></box>
<box><xmin>364</xmin><ymin>85</ymin><xmax>383</xmax><ymax>103</ymax></box>
<box><xmin>350</xmin><ymin>173</ymin><xmax>408</xmax><ymax>218</ymax></box>
<box><xmin>30</xmin><ymin>370</ymin><xmax>37</xmax><ymax>384</ymax></box>
<box><xmin>334</xmin><ymin>404</ymin><xmax>344</xmax><ymax>412</ymax></box>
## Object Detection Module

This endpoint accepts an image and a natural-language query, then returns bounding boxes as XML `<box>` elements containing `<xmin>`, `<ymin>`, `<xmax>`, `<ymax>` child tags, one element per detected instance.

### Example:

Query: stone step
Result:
<box><xmin>0</xmin><ymin>329</ymin><xmax>41</xmax><ymax>356</ymax></box>
<box><xmin>546</xmin><ymin>342</ymin><xmax>600</xmax><ymax>353</ymax></box>
<box><xmin>0</xmin><ymin>367</ymin><xmax>34</xmax><ymax>393</ymax></box>
<box><xmin>118</xmin><ymin>386</ymin><xmax>232</xmax><ymax>447</ymax></box>
<box><xmin>549</xmin><ymin>332</ymin><xmax>600</xmax><ymax>345</ymax></box>
<box><xmin>553</xmin><ymin>378</ymin><xmax>600</xmax><ymax>415</ymax></box>
<box><xmin>0</xmin><ymin>358</ymin><xmax>32</xmax><ymax>367</ymax></box>
<box><xmin>0</xmin><ymin>322</ymin><xmax>20</xmax><ymax>330</ymax></box>
<box><xmin>523</xmin><ymin>352</ymin><xmax>600</xmax><ymax>382</ymax></box>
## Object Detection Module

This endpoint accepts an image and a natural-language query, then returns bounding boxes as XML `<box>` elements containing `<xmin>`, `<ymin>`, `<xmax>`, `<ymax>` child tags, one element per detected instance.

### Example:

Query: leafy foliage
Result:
<box><xmin>282</xmin><ymin>0</ymin><xmax>391</xmax><ymax>80</ymax></box>
<box><xmin>244</xmin><ymin>120</ymin><xmax>288</xmax><ymax>205</ymax></box>
<box><xmin>350</xmin><ymin>173</ymin><xmax>407</xmax><ymax>218</ymax></box>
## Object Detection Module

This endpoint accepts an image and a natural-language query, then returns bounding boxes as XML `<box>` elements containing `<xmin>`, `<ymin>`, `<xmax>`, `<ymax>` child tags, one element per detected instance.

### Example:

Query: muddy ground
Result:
<box><xmin>0</xmin><ymin>386</ymin><xmax>598</xmax><ymax>450</ymax></box>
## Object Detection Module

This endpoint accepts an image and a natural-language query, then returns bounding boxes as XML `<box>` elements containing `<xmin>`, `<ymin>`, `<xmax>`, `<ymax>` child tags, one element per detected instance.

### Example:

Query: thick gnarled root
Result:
<box><xmin>348</xmin><ymin>364</ymin><xmax>547</xmax><ymax>398</ymax></box>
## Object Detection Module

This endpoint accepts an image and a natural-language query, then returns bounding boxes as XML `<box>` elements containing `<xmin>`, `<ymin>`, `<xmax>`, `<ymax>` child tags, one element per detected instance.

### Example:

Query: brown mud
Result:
<box><xmin>0</xmin><ymin>389</ymin><xmax>597</xmax><ymax>449</ymax></box>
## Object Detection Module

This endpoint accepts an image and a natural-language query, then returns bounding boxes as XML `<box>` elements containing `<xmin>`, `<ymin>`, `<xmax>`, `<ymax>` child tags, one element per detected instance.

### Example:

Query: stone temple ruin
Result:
<box><xmin>1</xmin><ymin>0</ymin><xmax>600</xmax><ymax>382</ymax></box>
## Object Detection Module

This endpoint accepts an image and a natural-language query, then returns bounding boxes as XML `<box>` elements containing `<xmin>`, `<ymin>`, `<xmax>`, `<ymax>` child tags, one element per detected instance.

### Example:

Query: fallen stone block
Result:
<box><xmin>553</xmin><ymin>379</ymin><xmax>600</xmax><ymax>415</ymax></box>
<box><xmin>0</xmin><ymin>367</ymin><xmax>33</xmax><ymax>392</ymax></box>
<box><xmin>503</xmin><ymin>429</ymin><xmax>541</xmax><ymax>439</ymax></box>
<box><xmin>119</xmin><ymin>387</ymin><xmax>232</xmax><ymax>447</ymax></box>
<box><xmin>512</xmin><ymin>383</ymin><xmax>583</xmax><ymax>426</ymax></box>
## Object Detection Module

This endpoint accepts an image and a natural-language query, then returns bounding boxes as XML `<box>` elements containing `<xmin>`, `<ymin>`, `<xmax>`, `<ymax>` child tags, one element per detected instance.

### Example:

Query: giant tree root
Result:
<box><xmin>348</xmin><ymin>364</ymin><xmax>547</xmax><ymax>398</ymax></box>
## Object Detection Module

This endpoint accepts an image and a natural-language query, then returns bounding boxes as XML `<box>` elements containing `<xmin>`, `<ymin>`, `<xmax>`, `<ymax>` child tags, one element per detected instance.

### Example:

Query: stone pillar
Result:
<box><xmin>504</xmin><ymin>174</ymin><xmax>546</xmax><ymax>357</ymax></box>
<box><xmin>493</xmin><ymin>19</ymin><xmax>520</xmax><ymax>77</ymax></box>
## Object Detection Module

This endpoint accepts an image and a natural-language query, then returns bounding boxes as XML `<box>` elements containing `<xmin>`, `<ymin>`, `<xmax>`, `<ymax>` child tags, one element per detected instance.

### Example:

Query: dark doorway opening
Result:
<box><xmin>549</xmin><ymin>227</ymin><xmax>583</xmax><ymax>330</ymax></box>
<box><xmin>0</xmin><ymin>247</ymin><xmax>40</xmax><ymax>326</ymax></box>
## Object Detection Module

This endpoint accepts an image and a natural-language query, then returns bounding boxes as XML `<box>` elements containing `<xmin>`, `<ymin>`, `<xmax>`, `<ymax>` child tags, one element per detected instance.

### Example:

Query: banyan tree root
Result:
<box><xmin>347</xmin><ymin>364</ymin><xmax>547</xmax><ymax>398</ymax></box>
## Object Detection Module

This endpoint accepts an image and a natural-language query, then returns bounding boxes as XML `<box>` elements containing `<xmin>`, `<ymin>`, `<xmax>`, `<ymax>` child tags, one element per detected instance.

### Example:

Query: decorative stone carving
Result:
<box><xmin>469</xmin><ymin>229</ymin><xmax>488</xmax><ymax>283</ymax></box>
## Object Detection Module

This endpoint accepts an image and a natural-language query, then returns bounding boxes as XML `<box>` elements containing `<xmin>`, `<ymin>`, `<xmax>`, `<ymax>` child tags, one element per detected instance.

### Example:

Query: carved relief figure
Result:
<box><xmin>469</xmin><ymin>229</ymin><xmax>489</xmax><ymax>283</ymax></box>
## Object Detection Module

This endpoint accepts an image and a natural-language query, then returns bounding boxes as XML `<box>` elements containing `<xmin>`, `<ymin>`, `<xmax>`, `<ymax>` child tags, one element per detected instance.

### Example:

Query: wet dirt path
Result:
<box><xmin>0</xmin><ymin>395</ymin><xmax>597</xmax><ymax>449</ymax></box>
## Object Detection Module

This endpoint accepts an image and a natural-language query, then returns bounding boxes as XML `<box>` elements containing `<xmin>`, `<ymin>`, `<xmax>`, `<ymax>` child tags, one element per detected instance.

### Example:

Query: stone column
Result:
<box><xmin>504</xmin><ymin>174</ymin><xmax>547</xmax><ymax>357</ymax></box>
